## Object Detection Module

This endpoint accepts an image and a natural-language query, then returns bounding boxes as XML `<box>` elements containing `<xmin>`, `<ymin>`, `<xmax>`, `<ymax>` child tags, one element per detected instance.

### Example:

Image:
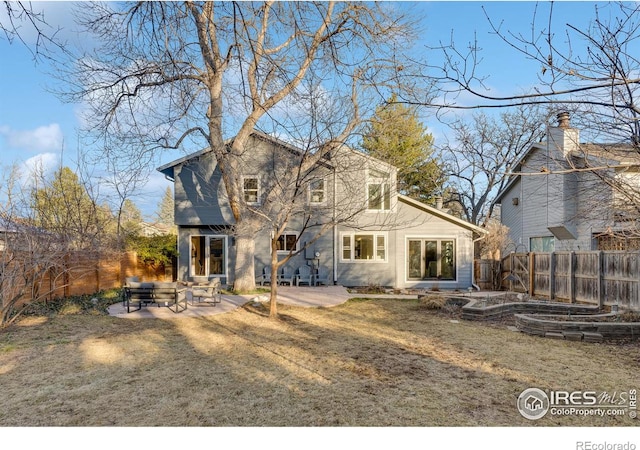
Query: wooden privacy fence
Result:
<box><xmin>3</xmin><ymin>250</ymin><xmax>174</xmax><ymax>304</ymax></box>
<box><xmin>501</xmin><ymin>251</ymin><xmax>640</xmax><ymax>310</ymax></box>
<box><xmin>49</xmin><ymin>251</ymin><xmax>175</xmax><ymax>299</ymax></box>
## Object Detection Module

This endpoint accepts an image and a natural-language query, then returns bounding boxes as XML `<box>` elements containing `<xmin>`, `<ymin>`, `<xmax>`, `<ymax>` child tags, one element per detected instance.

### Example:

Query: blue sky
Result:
<box><xmin>0</xmin><ymin>1</ymin><xmax>608</xmax><ymax>217</ymax></box>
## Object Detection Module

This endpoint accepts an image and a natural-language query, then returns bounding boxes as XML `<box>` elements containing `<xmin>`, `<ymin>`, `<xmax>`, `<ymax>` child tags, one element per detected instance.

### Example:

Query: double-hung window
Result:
<box><xmin>243</xmin><ymin>176</ymin><xmax>260</xmax><ymax>204</ymax></box>
<box><xmin>309</xmin><ymin>179</ymin><xmax>326</xmax><ymax>205</ymax></box>
<box><xmin>367</xmin><ymin>169</ymin><xmax>391</xmax><ymax>211</ymax></box>
<box><xmin>341</xmin><ymin>232</ymin><xmax>387</xmax><ymax>262</ymax></box>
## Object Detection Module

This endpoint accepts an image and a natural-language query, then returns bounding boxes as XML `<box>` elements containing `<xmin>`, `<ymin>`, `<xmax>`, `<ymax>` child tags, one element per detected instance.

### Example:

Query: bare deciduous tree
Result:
<box><xmin>60</xmin><ymin>1</ymin><xmax>419</xmax><ymax>292</ymax></box>
<box><xmin>410</xmin><ymin>2</ymin><xmax>640</xmax><ymax>243</ymax></box>
<box><xmin>0</xmin><ymin>163</ymin><xmax>116</xmax><ymax>327</ymax></box>
<box><xmin>1</xmin><ymin>1</ymin><xmax>67</xmax><ymax>60</ymax></box>
<box><xmin>441</xmin><ymin>106</ymin><xmax>546</xmax><ymax>226</ymax></box>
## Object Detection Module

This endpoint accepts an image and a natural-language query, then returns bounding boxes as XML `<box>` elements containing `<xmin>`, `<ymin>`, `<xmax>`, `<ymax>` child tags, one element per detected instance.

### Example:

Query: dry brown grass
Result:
<box><xmin>1</xmin><ymin>298</ymin><xmax>639</xmax><ymax>426</ymax></box>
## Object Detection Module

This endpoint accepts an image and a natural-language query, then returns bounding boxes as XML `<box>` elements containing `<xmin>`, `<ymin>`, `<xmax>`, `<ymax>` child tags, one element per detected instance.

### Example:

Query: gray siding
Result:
<box><xmin>520</xmin><ymin>147</ymin><xmax>558</xmax><ymax>249</ymax></box>
<box><xmin>499</xmin><ymin>141</ymin><xmax>620</xmax><ymax>252</ymax></box>
<box><xmin>168</xmin><ymin>134</ymin><xmax>480</xmax><ymax>288</ymax></box>
<box><xmin>174</xmin><ymin>153</ymin><xmax>232</xmax><ymax>226</ymax></box>
<box><xmin>393</xmin><ymin>200</ymin><xmax>475</xmax><ymax>289</ymax></box>
<box><xmin>335</xmin><ymin>199</ymin><xmax>477</xmax><ymax>289</ymax></box>
<box><xmin>499</xmin><ymin>177</ymin><xmax>524</xmax><ymax>251</ymax></box>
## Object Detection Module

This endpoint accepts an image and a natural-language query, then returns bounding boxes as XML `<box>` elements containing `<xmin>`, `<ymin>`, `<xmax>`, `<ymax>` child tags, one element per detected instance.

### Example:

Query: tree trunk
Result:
<box><xmin>269</xmin><ymin>238</ymin><xmax>280</xmax><ymax>318</ymax></box>
<box><xmin>233</xmin><ymin>234</ymin><xmax>256</xmax><ymax>292</ymax></box>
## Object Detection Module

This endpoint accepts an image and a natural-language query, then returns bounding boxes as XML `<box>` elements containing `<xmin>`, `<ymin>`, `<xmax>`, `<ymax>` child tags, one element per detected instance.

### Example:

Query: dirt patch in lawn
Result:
<box><xmin>0</xmin><ymin>298</ymin><xmax>638</xmax><ymax>426</ymax></box>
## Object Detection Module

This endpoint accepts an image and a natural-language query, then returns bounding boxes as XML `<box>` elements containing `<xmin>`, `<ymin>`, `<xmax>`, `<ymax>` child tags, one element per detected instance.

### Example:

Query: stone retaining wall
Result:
<box><xmin>460</xmin><ymin>299</ymin><xmax>601</xmax><ymax>321</ymax></box>
<box><xmin>514</xmin><ymin>313</ymin><xmax>640</xmax><ymax>342</ymax></box>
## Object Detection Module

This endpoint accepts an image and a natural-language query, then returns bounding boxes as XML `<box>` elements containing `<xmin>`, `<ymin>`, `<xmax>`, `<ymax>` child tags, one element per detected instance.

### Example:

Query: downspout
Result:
<box><xmin>333</xmin><ymin>166</ymin><xmax>338</xmax><ymax>285</ymax></box>
<box><xmin>472</xmin><ymin>232</ymin><xmax>486</xmax><ymax>291</ymax></box>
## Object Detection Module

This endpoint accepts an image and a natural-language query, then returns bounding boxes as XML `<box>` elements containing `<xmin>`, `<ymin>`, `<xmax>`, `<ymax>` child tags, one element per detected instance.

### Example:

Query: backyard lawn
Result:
<box><xmin>0</xmin><ymin>297</ymin><xmax>638</xmax><ymax>426</ymax></box>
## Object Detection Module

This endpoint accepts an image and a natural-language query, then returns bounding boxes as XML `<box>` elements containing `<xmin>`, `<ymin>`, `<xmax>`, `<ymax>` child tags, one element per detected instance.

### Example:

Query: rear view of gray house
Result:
<box><xmin>158</xmin><ymin>131</ymin><xmax>485</xmax><ymax>290</ymax></box>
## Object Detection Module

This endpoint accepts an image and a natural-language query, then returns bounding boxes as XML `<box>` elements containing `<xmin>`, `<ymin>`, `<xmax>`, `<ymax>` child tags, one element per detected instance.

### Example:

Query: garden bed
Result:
<box><xmin>515</xmin><ymin>312</ymin><xmax>640</xmax><ymax>342</ymax></box>
<box><xmin>453</xmin><ymin>292</ymin><xmax>640</xmax><ymax>342</ymax></box>
<box><xmin>459</xmin><ymin>297</ymin><xmax>602</xmax><ymax>321</ymax></box>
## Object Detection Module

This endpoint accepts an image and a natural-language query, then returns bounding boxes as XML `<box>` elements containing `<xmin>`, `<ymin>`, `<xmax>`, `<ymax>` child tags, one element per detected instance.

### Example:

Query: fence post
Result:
<box><xmin>529</xmin><ymin>252</ymin><xmax>535</xmax><ymax>296</ymax></box>
<box><xmin>509</xmin><ymin>252</ymin><xmax>514</xmax><ymax>292</ymax></box>
<box><xmin>549</xmin><ymin>252</ymin><xmax>556</xmax><ymax>300</ymax></box>
<box><xmin>597</xmin><ymin>251</ymin><xmax>605</xmax><ymax>308</ymax></box>
<box><xmin>569</xmin><ymin>251</ymin><xmax>576</xmax><ymax>303</ymax></box>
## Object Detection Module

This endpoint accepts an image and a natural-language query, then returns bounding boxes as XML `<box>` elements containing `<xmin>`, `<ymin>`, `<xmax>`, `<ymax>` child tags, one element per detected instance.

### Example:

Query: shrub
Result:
<box><xmin>418</xmin><ymin>294</ymin><xmax>447</xmax><ymax>310</ymax></box>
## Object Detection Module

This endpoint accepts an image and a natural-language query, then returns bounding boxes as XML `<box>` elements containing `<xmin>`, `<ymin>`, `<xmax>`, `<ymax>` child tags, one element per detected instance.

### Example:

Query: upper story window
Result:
<box><xmin>243</xmin><ymin>176</ymin><xmax>259</xmax><ymax>204</ymax></box>
<box><xmin>368</xmin><ymin>183</ymin><xmax>391</xmax><ymax>210</ymax></box>
<box><xmin>309</xmin><ymin>179</ymin><xmax>326</xmax><ymax>205</ymax></box>
<box><xmin>367</xmin><ymin>169</ymin><xmax>391</xmax><ymax>211</ymax></box>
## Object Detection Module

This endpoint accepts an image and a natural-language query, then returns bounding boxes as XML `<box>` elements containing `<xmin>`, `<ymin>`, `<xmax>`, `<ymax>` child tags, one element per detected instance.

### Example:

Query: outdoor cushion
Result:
<box><xmin>127</xmin><ymin>281</ymin><xmax>154</xmax><ymax>289</ymax></box>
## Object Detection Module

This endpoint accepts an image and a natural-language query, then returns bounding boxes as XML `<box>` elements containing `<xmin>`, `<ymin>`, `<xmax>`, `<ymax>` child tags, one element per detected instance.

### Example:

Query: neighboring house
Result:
<box><xmin>494</xmin><ymin>112</ymin><xmax>640</xmax><ymax>252</ymax></box>
<box><xmin>157</xmin><ymin>131</ymin><xmax>485</xmax><ymax>289</ymax></box>
<box><xmin>0</xmin><ymin>223</ymin><xmax>17</xmax><ymax>252</ymax></box>
<box><xmin>139</xmin><ymin>222</ymin><xmax>175</xmax><ymax>237</ymax></box>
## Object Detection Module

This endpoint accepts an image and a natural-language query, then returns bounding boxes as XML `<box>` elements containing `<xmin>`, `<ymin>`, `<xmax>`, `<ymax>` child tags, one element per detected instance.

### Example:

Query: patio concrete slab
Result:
<box><xmin>107</xmin><ymin>285</ymin><xmax>353</xmax><ymax>319</ymax></box>
<box><xmin>107</xmin><ymin>294</ymin><xmax>249</xmax><ymax>319</ymax></box>
<box><xmin>107</xmin><ymin>286</ymin><xmax>507</xmax><ymax>320</ymax></box>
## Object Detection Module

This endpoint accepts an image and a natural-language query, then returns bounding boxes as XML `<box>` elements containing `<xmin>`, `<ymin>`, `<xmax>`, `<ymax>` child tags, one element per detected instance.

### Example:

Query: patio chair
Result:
<box><xmin>315</xmin><ymin>266</ymin><xmax>330</xmax><ymax>286</ymax></box>
<box><xmin>295</xmin><ymin>265</ymin><xmax>313</xmax><ymax>286</ymax></box>
<box><xmin>190</xmin><ymin>278</ymin><xmax>222</xmax><ymax>306</ymax></box>
<box><xmin>256</xmin><ymin>266</ymin><xmax>272</xmax><ymax>286</ymax></box>
<box><xmin>278</xmin><ymin>266</ymin><xmax>295</xmax><ymax>286</ymax></box>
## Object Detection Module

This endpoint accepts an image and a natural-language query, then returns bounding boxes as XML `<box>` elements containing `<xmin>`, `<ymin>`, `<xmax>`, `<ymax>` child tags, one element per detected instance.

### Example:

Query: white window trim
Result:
<box><xmin>365</xmin><ymin>168</ymin><xmax>394</xmax><ymax>213</ymax></box>
<box><xmin>308</xmin><ymin>178</ymin><xmax>327</xmax><ymax>206</ymax></box>
<box><xmin>242</xmin><ymin>175</ymin><xmax>260</xmax><ymax>205</ymax></box>
<box><xmin>189</xmin><ymin>234</ymin><xmax>228</xmax><ymax>278</ymax></box>
<box><xmin>404</xmin><ymin>236</ymin><xmax>459</xmax><ymax>283</ymax></box>
<box><xmin>340</xmin><ymin>231</ymin><xmax>388</xmax><ymax>263</ymax></box>
<box><xmin>273</xmin><ymin>232</ymin><xmax>300</xmax><ymax>254</ymax></box>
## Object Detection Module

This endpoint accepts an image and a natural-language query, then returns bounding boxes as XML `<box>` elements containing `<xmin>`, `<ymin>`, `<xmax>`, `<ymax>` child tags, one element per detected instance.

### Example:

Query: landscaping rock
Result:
<box><xmin>545</xmin><ymin>332</ymin><xmax>565</xmax><ymax>340</ymax></box>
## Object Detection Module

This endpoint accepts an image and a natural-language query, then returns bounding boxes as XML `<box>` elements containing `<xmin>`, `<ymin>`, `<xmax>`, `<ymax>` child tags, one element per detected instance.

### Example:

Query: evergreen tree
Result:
<box><xmin>120</xmin><ymin>198</ymin><xmax>142</xmax><ymax>238</ymax></box>
<box><xmin>156</xmin><ymin>186</ymin><xmax>174</xmax><ymax>228</ymax></box>
<box><xmin>361</xmin><ymin>95</ymin><xmax>445</xmax><ymax>204</ymax></box>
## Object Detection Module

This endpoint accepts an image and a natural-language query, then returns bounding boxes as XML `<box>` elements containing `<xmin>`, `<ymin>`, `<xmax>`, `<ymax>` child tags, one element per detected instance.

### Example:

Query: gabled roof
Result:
<box><xmin>157</xmin><ymin>129</ymin><xmax>394</xmax><ymax>180</ymax></box>
<box><xmin>398</xmin><ymin>194</ymin><xmax>487</xmax><ymax>235</ymax></box>
<box><xmin>493</xmin><ymin>140</ymin><xmax>640</xmax><ymax>205</ymax></box>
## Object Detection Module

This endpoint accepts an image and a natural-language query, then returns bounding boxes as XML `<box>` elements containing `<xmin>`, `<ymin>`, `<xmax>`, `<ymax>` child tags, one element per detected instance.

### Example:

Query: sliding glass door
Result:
<box><xmin>191</xmin><ymin>235</ymin><xmax>227</xmax><ymax>277</ymax></box>
<box><xmin>407</xmin><ymin>239</ymin><xmax>456</xmax><ymax>281</ymax></box>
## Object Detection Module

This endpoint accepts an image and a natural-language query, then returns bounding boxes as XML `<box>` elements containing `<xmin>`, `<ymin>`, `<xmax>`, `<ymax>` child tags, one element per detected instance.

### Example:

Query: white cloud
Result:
<box><xmin>18</xmin><ymin>152</ymin><xmax>61</xmax><ymax>189</ymax></box>
<box><xmin>0</xmin><ymin>123</ymin><xmax>64</xmax><ymax>152</ymax></box>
